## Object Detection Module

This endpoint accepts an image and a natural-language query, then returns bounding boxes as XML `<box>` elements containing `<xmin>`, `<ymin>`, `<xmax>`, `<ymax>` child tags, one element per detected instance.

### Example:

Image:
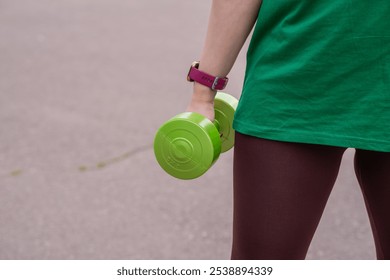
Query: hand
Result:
<box><xmin>186</xmin><ymin>83</ymin><xmax>216</xmax><ymax>122</ymax></box>
<box><xmin>186</xmin><ymin>99</ymin><xmax>215</xmax><ymax>122</ymax></box>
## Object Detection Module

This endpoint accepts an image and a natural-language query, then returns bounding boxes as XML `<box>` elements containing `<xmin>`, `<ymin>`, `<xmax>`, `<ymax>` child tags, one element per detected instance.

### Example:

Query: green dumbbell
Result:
<box><xmin>154</xmin><ymin>92</ymin><xmax>238</xmax><ymax>180</ymax></box>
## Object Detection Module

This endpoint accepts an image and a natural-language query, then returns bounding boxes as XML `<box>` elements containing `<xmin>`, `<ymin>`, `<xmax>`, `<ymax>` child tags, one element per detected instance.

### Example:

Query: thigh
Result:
<box><xmin>232</xmin><ymin>132</ymin><xmax>346</xmax><ymax>260</ymax></box>
<box><xmin>354</xmin><ymin>149</ymin><xmax>390</xmax><ymax>259</ymax></box>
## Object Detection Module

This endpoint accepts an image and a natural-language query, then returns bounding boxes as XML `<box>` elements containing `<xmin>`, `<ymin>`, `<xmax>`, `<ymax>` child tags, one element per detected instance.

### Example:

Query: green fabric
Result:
<box><xmin>233</xmin><ymin>0</ymin><xmax>390</xmax><ymax>152</ymax></box>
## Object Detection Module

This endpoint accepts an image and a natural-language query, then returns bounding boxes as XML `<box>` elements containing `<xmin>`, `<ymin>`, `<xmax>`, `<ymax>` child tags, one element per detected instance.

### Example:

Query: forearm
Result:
<box><xmin>192</xmin><ymin>0</ymin><xmax>262</xmax><ymax>101</ymax></box>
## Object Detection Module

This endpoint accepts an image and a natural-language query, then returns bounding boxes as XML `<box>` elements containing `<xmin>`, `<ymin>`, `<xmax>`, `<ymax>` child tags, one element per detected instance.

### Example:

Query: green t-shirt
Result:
<box><xmin>233</xmin><ymin>0</ymin><xmax>390</xmax><ymax>152</ymax></box>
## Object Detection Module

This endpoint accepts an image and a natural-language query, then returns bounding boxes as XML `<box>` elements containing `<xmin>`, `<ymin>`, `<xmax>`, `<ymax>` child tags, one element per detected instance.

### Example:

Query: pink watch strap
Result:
<box><xmin>187</xmin><ymin>62</ymin><xmax>228</xmax><ymax>91</ymax></box>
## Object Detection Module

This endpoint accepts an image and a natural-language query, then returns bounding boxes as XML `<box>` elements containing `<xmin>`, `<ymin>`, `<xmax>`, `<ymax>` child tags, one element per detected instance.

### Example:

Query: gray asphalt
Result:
<box><xmin>0</xmin><ymin>0</ymin><xmax>376</xmax><ymax>259</ymax></box>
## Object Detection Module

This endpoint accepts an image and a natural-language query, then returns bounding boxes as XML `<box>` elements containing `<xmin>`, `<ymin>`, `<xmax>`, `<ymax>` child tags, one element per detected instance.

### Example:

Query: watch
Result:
<box><xmin>187</xmin><ymin>61</ymin><xmax>229</xmax><ymax>91</ymax></box>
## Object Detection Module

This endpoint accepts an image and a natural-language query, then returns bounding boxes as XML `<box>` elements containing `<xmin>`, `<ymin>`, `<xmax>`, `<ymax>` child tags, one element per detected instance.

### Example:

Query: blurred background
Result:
<box><xmin>0</xmin><ymin>0</ymin><xmax>375</xmax><ymax>259</ymax></box>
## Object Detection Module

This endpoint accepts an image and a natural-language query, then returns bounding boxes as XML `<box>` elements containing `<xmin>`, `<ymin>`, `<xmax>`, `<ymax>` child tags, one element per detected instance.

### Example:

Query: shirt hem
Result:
<box><xmin>233</xmin><ymin>120</ymin><xmax>390</xmax><ymax>152</ymax></box>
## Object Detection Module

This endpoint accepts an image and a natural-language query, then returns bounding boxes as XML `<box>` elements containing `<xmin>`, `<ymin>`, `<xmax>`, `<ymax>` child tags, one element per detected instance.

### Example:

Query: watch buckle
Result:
<box><xmin>211</xmin><ymin>77</ymin><xmax>220</xmax><ymax>91</ymax></box>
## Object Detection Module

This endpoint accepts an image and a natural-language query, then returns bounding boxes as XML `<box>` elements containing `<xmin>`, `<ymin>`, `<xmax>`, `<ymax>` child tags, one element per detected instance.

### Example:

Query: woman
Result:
<box><xmin>186</xmin><ymin>0</ymin><xmax>390</xmax><ymax>259</ymax></box>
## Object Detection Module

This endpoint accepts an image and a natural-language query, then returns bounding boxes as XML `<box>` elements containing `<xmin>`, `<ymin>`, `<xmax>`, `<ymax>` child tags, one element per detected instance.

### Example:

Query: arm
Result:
<box><xmin>187</xmin><ymin>0</ymin><xmax>262</xmax><ymax>120</ymax></box>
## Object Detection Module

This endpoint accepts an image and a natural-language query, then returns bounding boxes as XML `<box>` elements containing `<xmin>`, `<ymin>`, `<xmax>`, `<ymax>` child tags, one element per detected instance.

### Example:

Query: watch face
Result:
<box><xmin>187</xmin><ymin>65</ymin><xmax>194</xmax><ymax>82</ymax></box>
<box><xmin>192</xmin><ymin>61</ymin><xmax>200</xmax><ymax>68</ymax></box>
<box><xmin>186</xmin><ymin>61</ymin><xmax>199</xmax><ymax>82</ymax></box>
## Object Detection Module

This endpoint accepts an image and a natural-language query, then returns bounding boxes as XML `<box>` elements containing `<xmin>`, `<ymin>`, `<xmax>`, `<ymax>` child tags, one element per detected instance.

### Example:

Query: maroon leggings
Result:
<box><xmin>231</xmin><ymin>132</ymin><xmax>390</xmax><ymax>260</ymax></box>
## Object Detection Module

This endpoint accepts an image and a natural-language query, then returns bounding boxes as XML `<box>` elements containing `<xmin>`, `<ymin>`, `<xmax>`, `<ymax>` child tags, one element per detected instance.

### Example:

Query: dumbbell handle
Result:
<box><xmin>212</xmin><ymin>119</ymin><xmax>223</xmax><ymax>138</ymax></box>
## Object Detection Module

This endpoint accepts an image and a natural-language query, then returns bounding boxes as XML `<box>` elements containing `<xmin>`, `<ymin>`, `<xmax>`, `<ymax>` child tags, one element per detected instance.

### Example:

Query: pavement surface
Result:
<box><xmin>0</xmin><ymin>0</ymin><xmax>376</xmax><ymax>259</ymax></box>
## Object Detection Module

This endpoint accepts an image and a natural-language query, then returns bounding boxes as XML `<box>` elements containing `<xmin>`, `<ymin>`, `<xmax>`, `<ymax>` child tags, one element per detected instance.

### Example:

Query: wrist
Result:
<box><xmin>187</xmin><ymin>61</ymin><xmax>228</xmax><ymax>91</ymax></box>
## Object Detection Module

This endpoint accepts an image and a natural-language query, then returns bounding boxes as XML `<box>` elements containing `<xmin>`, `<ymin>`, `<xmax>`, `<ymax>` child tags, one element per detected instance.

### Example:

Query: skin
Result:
<box><xmin>186</xmin><ymin>0</ymin><xmax>262</xmax><ymax>121</ymax></box>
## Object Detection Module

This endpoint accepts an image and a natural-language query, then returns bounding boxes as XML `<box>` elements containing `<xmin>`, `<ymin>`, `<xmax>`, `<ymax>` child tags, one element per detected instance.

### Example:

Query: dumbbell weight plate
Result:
<box><xmin>154</xmin><ymin>112</ymin><xmax>221</xmax><ymax>179</ymax></box>
<box><xmin>214</xmin><ymin>92</ymin><xmax>238</xmax><ymax>152</ymax></box>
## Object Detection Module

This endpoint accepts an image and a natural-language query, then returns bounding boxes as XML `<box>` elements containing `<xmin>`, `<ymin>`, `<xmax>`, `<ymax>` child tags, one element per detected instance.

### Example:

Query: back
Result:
<box><xmin>233</xmin><ymin>0</ymin><xmax>390</xmax><ymax>152</ymax></box>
